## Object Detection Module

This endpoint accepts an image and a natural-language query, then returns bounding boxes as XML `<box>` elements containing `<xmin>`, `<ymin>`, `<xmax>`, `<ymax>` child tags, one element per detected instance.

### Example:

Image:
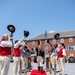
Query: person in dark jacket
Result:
<box><xmin>36</xmin><ymin>45</ymin><xmax>45</xmax><ymax>71</ymax></box>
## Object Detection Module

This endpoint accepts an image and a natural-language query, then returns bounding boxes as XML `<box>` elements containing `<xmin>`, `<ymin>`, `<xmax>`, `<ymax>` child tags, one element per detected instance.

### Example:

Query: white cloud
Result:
<box><xmin>48</xmin><ymin>30</ymin><xmax>56</xmax><ymax>33</ymax></box>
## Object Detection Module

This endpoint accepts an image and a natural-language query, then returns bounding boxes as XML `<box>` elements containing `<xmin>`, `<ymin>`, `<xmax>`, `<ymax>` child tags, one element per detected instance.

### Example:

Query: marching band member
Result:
<box><xmin>13</xmin><ymin>30</ymin><xmax>29</xmax><ymax>75</ymax></box>
<box><xmin>0</xmin><ymin>34</ymin><xmax>12</xmax><ymax>75</ymax></box>
<box><xmin>58</xmin><ymin>43</ymin><xmax>66</xmax><ymax>75</ymax></box>
<box><xmin>50</xmin><ymin>44</ymin><xmax>60</xmax><ymax>71</ymax></box>
<box><xmin>13</xmin><ymin>37</ymin><xmax>26</xmax><ymax>75</ymax></box>
<box><xmin>36</xmin><ymin>45</ymin><xmax>45</xmax><ymax>72</ymax></box>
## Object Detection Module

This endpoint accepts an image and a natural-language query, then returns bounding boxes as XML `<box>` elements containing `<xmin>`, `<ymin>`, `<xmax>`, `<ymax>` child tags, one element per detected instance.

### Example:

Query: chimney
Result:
<box><xmin>45</xmin><ymin>31</ymin><xmax>47</xmax><ymax>37</ymax></box>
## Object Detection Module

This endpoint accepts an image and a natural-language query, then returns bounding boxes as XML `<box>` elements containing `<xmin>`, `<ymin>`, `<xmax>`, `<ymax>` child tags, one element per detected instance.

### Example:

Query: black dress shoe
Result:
<box><xmin>40</xmin><ymin>66</ymin><xmax>43</xmax><ymax>71</ymax></box>
<box><xmin>56</xmin><ymin>70</ymin><xmax>61</xmax><ymax>73</ymax></box>
<box><xmin>38</xmin><ymin>66</ymin><xmax>41</xmax><ymax>72</ymax></box>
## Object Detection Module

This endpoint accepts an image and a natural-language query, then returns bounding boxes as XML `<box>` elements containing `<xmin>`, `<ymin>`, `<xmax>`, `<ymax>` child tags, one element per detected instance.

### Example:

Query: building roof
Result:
<box><xmin>28</xmin><ymin>30</ymin><xmax>75</xmax><ymax>41</ymax></box>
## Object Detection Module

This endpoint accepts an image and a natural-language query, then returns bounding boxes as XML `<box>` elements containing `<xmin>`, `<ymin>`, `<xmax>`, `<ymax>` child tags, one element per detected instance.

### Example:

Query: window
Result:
<box><xmin>32</xmin><ymin>41</ymin><xmax>35</xmax><ymax>45</ymax></box>
<box><xmin>52</xmin><ymin>39</ymin><xmax>56</xmax><ymax>44</ymax></box>
<box><xmin>45</xmin><ymin>40</ymin><xmax>48</xmax><ymax>44</ymax></box>
<box><xmin>69</xmin><ymin>37</ymin><xmax>73</xmax><ymax>42</ymax></box>
<box><xmin>31</xmin><ymin>48</ymin><xmax>35</xmax><ymax>54</ymax></box>
<box><xmin>66</xmin><ymin>46</ymin><xmax>75</xmax><ymax>50</ymax></box>
<box><xmin>66</xmin><ymin>46</ymin><xmax>68</xmax><ymax>50</ymax></box>
<box><xmin>60</xmin><ymin>38</ymin><xmax>64</xmax><ymax>43</ymax></box>
<box><xmin>40</xmin><ymin>41</ymin><xmax>42</xmax><ymax>45</ymax></box>
<box><xmin>45</xmin><ymin>46</ymin><xmax>48</xmax><ymax>51</ymax></box>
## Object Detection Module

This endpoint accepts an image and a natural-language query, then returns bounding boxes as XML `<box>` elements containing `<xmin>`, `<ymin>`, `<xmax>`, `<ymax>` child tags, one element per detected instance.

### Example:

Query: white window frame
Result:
<box><xmin>52</xmin><ymin>39</ymin><xmax>56</xmax><ymax>44</ymax></box>
<box><xmin>32</xmin><ymin>41</ymin><xmax>35</xmax><ymax>45</ymax></box>
<box><xmin>45</xmin><ymin>40</ymin><xmax>48</xmax><ymax>44</ymax></box>
<box><xmin>66</xmin><ymin>46</ymin><xmax>75</xmax><ymax>50</ymax></box>
<box><xmin>60</xmin><ymin>38</ymin><xmax>64</xmax><ymax>43</ymax></box>
<box><xmin>45</xmin><ymin>46</ymin><xmax>48</xmax><ymax>51</ymax></box>
<box><xmin>69</xmin><ymin>37</ymin><xmax>73</xmax><ymax>42</ymax></box>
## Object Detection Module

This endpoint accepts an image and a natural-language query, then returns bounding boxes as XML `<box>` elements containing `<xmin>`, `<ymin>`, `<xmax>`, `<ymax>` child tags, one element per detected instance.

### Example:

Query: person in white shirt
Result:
<box><xmin>50</xmin><ymin>44</ymin><xmax>60</xmax><ymax>74</ymax></box>
<box><xmin>13</xmin><ymin>37</ymin><xmax>26</xmax><ymax>75</ymax></box>
<box><xmin>36</xmin><ymin>45</ymin><xmax>45</xmax><ymax>71</ymax></box>
<box><xmin>0</xmin><ymin>34</ymin><xmax>12</xmax><ymax>75</ymax></box>
<box><xmin>58</xmin><ymin>43</ymin><xmax>66</xmax><ymax>75</ymax></box>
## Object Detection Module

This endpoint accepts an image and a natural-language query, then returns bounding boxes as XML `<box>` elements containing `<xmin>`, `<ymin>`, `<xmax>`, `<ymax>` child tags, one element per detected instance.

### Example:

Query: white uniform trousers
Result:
<box><xmin>20</xmin><ymin>57</ymin><xmax>28</xmax><ymax>72</ymax></box>
<box><xmin>51</xmin><ymin>56</ymin><xmax>57</xmax><ymax>69</ymax></box>
<box><xmin>37</xmin><ymin>56</ymin><xmax>43</xmax><ymax>66</ymax></box>
<box><xmin>58</xmin><ymin>58</ymin><xmax>65</xmax><ymax>75</ymax></box>
<box><xmin>0</xmin><ymin>56</ymin><xmax>10</xmax><ymax>75</ymax></box>
<box><xmin>13</xmin><ymin>56</ymin><xmax>20</xmax><ymax>75</ymax></box>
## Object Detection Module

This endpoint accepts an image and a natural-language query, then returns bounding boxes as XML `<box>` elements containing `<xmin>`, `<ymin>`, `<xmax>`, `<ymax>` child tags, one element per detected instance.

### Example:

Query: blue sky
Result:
<box><xmin>0</xmin><ymin>0</ymin><xmax>75</xmax><ymax>41</ymax></box>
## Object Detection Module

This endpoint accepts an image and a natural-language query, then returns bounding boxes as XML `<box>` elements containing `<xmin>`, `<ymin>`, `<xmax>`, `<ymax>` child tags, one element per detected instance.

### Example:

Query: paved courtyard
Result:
<box><xmin>8</xmin><ymin>62</ymin><xmax>75</xmax><ymax>75</ymax></box>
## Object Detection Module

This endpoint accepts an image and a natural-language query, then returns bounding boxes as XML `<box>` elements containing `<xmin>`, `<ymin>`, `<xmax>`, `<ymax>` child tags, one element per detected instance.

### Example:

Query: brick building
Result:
<box><xmin>26</xmin><ymin>30</ymin><xmax>75</xmax><ymax>60</ymax></box>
